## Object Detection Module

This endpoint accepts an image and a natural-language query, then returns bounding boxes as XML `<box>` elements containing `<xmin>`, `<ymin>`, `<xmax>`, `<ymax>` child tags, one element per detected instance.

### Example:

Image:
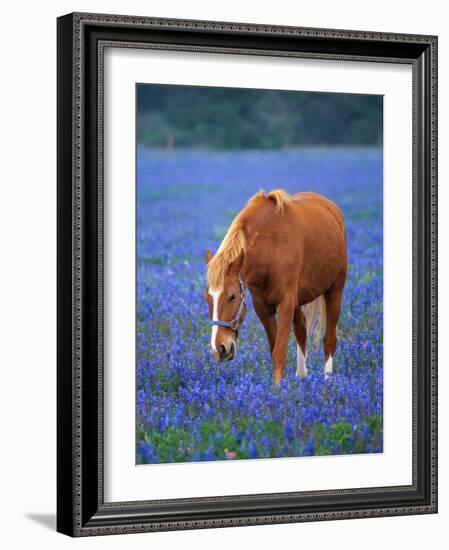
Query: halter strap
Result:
<box><xmin>209</xmin><ymin>276</ymin><xmax>246</xmax><ymax>332</ymax></box>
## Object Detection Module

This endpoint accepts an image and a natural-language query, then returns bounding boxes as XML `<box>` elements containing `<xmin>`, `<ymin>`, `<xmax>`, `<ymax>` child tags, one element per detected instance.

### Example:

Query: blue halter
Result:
<box><xmin>209</xmin><ymin>277</ymin><xmax>246</xmax><ymax>332</ymax></box>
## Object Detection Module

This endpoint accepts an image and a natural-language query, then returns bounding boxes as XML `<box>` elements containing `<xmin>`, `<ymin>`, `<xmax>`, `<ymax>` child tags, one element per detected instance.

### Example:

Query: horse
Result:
<box><xmin>204</xmin><ymin>189</ymin><xmax>347</xmax><ymax>386</ymax></box>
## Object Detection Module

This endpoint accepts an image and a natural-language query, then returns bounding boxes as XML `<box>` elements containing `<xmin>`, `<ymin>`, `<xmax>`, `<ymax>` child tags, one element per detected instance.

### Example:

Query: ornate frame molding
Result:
<box><xmin>57</xmin><ymin>12</ymin><xmax>437</xmax><ymax>537</ymax></box>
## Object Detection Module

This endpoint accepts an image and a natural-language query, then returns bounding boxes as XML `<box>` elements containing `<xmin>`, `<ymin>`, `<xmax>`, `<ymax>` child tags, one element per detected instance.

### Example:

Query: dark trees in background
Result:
<box><xmin>137</xmin><ymin>84</ymin><xmax>382</xmax><ymax>150</ymax></box>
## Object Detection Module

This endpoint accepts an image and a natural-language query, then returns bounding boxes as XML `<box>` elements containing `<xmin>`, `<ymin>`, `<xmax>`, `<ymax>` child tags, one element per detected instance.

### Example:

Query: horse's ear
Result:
<box><xmin>229</xmin><ymin>251</ymin><xmax>244</xmax><ymax>273</ymax></box>
<box><xmin>205</xmin><ymin>249</ymin><xmax>213</xmax><ymax>264</ymax></box>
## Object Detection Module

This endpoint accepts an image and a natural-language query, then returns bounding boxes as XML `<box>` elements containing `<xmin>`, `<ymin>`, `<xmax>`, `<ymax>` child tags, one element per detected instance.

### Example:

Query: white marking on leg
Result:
<box><xmin>295</xmin><ymin>345</ymin><xmax>308</xmax><ymax>378</ymax></box>
<box><xmin>209</xmin><ymin>289</ymin><xmax>222</xmax><ymax>352</ymax></box>
<box><xmin>324</xmin><ymin>355</ymin><xmax>333</xmax><ymax>377</ymax></box>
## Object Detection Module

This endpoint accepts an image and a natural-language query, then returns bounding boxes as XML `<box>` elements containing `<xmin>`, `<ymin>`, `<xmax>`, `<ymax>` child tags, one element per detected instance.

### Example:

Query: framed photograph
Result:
<box><xmin>57</xmin><ymin>12</ymin><xmax>438</xmax><ymax>536</ymax></box>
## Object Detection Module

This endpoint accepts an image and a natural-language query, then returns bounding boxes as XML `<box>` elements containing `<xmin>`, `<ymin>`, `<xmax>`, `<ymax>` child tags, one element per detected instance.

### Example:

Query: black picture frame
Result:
<box><xmin>57</xmin><ymin>12</ymin><xmax>438</xmax><ymax>537</ymax></box>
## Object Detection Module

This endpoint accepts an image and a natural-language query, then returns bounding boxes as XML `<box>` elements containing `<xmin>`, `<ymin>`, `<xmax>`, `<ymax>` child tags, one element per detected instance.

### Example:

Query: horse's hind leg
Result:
<box><xmin>323</xmin><ymin>272</ymin><xmax>346</xmax><ymax>377</ymax></box>
<box><xmin>293</xmin><ymin>308</ymin><xmax>307</xmax><ymax>378</ymax></box>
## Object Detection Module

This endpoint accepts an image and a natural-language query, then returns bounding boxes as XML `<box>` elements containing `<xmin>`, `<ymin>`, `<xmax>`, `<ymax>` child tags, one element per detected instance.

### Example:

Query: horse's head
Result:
<box><xmin>204</xmin><ymin>249</ymin><xmax>247</xmax><ymax>362</ymax></box>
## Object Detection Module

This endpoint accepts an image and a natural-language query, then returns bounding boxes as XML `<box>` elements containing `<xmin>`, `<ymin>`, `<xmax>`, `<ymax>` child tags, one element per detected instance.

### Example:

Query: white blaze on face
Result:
<box><xmin>209</xmin><ymin>289</ymin><xmax>222</xmax><ymax>352</ymax></box>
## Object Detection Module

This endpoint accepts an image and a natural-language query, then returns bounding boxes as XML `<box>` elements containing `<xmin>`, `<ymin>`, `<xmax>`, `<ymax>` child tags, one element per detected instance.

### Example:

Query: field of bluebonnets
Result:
<box><xmin>136</xmin><ymin>147</ymin><xmax>383</xmax><ymax>464</ymax></box>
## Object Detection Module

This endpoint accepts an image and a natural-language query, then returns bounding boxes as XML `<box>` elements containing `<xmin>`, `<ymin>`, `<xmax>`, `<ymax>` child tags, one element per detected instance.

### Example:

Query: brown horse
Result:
<box><xmin>204</xmin><ymin>190</ymin><xmax>347</xmax><ymax>385</ymax></box>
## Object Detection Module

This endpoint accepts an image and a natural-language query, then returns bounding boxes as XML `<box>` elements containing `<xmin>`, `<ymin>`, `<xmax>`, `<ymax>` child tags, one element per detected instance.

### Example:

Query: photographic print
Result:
<box><xmin>136</xmin><ymin>84</ymin><xmax>383</xmax><ymax>465</ymax></box>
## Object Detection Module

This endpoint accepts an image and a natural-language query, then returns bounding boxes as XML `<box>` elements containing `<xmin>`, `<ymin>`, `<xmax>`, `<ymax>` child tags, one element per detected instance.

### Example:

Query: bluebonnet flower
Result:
<box><xmin>136</xmin><ymin>147</ymin><xmax>384</xmax><ymax>464</ymax></box>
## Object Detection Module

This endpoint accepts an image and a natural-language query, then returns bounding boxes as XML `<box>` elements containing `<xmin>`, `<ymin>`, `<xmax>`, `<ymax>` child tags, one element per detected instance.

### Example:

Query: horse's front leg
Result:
<box><xmin>272</xmin><ymin>295</ymin><xmax>295</xmax><ymax>386</ymax></box>
<box><xmin>253</xmin><ymin>299</ymin><xmax>277</xmax><ymax>354</ymax></box>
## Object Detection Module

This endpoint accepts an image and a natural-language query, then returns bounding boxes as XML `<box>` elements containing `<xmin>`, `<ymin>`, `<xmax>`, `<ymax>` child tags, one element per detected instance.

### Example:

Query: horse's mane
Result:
<box><xmin>207</xmin><ymin>189</ymin><xmax>291</xmax><ymax>290</ymax></box>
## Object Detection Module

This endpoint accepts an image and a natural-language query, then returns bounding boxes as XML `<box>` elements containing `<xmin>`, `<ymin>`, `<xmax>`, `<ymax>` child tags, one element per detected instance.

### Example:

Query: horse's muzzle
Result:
<box><xmin>218</xmin><ymin>342</ymin><xmax>236</xmax><ymax>362</ymax></box>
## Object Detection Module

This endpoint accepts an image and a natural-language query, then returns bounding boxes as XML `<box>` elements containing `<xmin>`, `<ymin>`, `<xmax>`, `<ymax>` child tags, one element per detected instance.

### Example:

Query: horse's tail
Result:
<box><xmin>301</xmin><ymin>295</ymin><xmax>326</xmax><ymax>347</ymax></box>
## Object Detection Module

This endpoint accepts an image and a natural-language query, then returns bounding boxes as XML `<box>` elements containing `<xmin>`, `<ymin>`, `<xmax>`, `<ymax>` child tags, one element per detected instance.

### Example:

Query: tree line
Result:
<box><xmin>137</xmin><ymin>84</ymin><xmax>382</xmax><ymax>150</ymax></box>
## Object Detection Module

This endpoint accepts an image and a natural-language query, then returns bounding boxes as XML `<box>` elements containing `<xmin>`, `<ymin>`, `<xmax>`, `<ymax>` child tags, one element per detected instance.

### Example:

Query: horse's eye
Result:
<box><xmin>229</xmin><ymin>294</ymin><xmax>236</xmax><ymax>302</ymax></box>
